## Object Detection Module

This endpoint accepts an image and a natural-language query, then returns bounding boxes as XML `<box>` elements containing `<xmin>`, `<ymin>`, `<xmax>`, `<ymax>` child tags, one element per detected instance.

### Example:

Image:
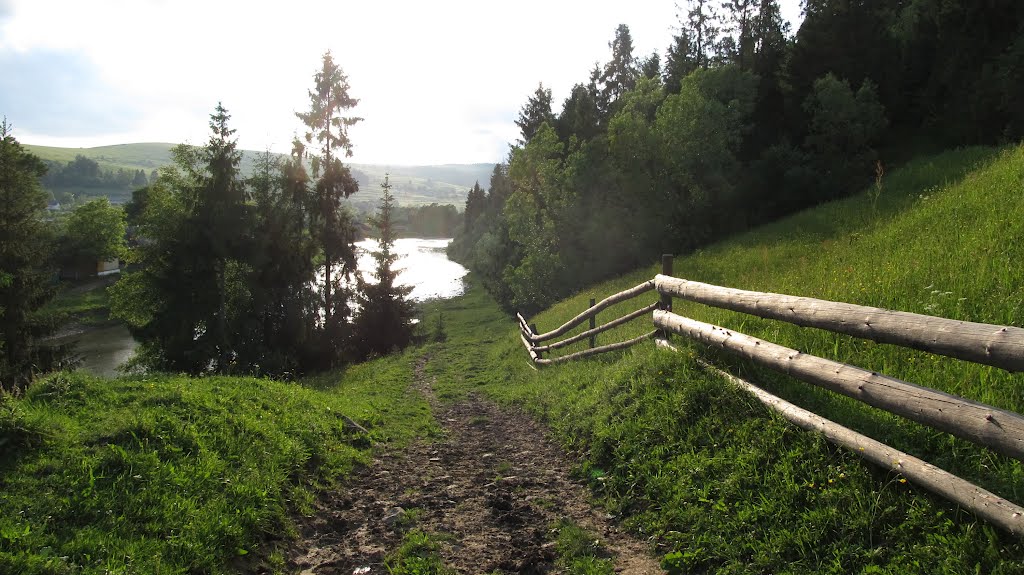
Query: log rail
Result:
<box><xmin>515</xmin><ymin>253</ymin><xmax>1024</xmax><ymax>536</ymax></box>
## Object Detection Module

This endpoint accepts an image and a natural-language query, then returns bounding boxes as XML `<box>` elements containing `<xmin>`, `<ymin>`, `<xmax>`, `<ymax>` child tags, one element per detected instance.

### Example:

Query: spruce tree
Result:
<box><xmin>354</xmin><ymin>175</ymin><xmax>415</xmax><ymax>358</ymax></box>
<box><xmin>515</xmin><ymin>83</ymin><xmax>554</xmax><ymax>145</ymax></box>
<box><xmin>0</xmin><ymin>120</ymin><xmax>65</xmax><ymax>391</ymax></box>
<box><xmin>296</xmin><ymin>52</ymin><xmax>362</xmax><ymax>364</ymax></box>
<box><xmin>601</xmin><ymin>24</ymin><xmax>639</xmax><ymax>104</ymax></box>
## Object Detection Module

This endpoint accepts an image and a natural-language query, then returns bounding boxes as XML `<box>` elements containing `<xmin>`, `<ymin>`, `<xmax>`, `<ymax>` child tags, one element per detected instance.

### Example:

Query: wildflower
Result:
<box><xmin>899</xmin><ymin>478</ymin><xmax>907</xmax><ymax>484</ymax></box>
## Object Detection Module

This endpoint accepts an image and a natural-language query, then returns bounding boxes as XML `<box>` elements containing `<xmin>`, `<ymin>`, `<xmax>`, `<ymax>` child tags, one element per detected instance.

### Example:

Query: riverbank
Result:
<box><xmin>43</xmin><ymin>274</ymin><xmax>138</xmax><ymax>378</ymax></box>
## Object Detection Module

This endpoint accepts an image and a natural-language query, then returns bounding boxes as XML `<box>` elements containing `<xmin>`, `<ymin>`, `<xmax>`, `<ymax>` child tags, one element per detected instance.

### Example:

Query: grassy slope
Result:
<box><xmin>0</xmin><ymin>352</ymin><xmax>435</xmax><ymax>575</ymax></box>
<box><xmin>425</xmin><ymin>145</ymin><xmax>1024</xmax><ymax>573</ymax></box>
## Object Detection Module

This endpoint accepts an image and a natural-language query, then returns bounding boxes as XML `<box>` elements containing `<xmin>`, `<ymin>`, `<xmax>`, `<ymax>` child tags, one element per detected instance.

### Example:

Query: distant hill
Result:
<box><xmin>24</xmin><ymin>142</ymin><xmax>494</xmax><ymax>208</ymax></box>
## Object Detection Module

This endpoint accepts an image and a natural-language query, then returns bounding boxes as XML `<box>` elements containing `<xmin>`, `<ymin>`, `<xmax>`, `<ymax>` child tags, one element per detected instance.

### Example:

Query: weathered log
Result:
<box><xmin>516</xmin><ymin>312</ymin><xmax>532</xmax><ymax>335</ymax></box>
<box><xmin>653</xmin><ymin>310</ymin><xmax>1024</xmax><ymax>461</ymax></box>
<box><xmin>655</xmin><ymin>275</ymin><xmax>1024</xmax><ymax>372</ymax></box>
<box><xmin>531</xmin><ymin>280</ymin><xmax>655</xmax><ymax>343</ymax></box>
<box><xmin>537</xmin><ymin>330</ymin><xmax>657</xmax><ymax>365</ymax></box>
<box><xmin>533</xmin><ymin>303</ymin><xmax>659</xmax><ymax>353</ymax></box>
<box><xmin>654</xmin><ymin>342</ymin><xmax>1024</xmax><ymax>536</ymax></box>
<box><xmin>520</xmin><ymin>331</ymin><xmax>540</xmax><ymax>363</ymax></box>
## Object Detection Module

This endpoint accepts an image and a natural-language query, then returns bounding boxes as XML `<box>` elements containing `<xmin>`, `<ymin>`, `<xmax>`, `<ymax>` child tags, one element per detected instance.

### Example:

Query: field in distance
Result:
<box><xmin>24</xmin><ymin>142</ymin><xmax>493</xmax><ymax>208</ymax></box>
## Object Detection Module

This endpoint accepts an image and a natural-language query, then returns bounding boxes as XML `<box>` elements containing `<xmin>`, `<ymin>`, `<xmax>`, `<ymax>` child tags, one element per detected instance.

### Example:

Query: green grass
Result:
<box><xmin>383</xmin><ymin>530</ymin><xmax>454</xmax><ymax>575</ymax></box>
<box><xmin>423</xmin><ymin>145</ymin><xmax>1024</xmax><ymax>573</ymax></box>
<box><xmin>551</xmin><ymin>519</ymin><xmax>614</xmax><ymax>575</ymax></box>
<box><xmin>46</xmin><ymin>281</ymin><xmax>114</xmax><ymax>326</ymax></box>
<box><xmin>0</xmin><ymin>351</ymin><xmax>434</xmax><ymax>574</ymax></box>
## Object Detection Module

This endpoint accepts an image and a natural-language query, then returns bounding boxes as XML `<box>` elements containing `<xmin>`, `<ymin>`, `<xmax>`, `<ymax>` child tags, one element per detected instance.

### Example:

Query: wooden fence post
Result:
<box><xmin>589</xmin><ymin>298</ymin><xmax>597</xmax><ymax>348</ymax></box>
<box><xmin>660</xmin><ymin>254</ymin><xmax>673</xmax><ymax>340</ymax></box>
<box><xmin>660</xmin><ymin>254</ymin><xmax>674</xmax><ymax>311</ymax></box>
<box><xmin>531</xmin><ymin>324</ymin><xmax>540</xmax><ymax>357</ymax></box>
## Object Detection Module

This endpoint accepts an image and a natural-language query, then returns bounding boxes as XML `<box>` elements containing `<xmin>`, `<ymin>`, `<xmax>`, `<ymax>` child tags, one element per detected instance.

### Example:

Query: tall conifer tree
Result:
<box><xmin>354</xmin><ymin>175</ymin><xmax>415</xmax><ymax>358</ymax></box>
<box><xmin>296</xmin><ymin>52</ymin><xmax>362</xmax><ymax>363</ymax></box>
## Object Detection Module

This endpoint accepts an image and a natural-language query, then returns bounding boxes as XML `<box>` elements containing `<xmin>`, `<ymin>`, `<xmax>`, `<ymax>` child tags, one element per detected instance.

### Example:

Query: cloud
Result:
<box><xmin>0</xmin><ymin>50</ymin><xmax>141</xmax><ymax>136</ymax></box>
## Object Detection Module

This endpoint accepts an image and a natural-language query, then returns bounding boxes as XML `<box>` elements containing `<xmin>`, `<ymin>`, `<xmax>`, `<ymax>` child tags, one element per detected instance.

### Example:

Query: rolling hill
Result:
<box><xmin>24</xmin><ymin>142</ymin><xmax>493</xmax><ymax>208</ymax></box>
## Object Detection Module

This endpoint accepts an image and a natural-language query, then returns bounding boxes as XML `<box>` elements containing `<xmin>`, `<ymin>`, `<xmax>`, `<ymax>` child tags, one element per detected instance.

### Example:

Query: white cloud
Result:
<box><xmin>1</xmin><ymin>0</ymin><xmax>803</xmax><ymax>164</ymax></box>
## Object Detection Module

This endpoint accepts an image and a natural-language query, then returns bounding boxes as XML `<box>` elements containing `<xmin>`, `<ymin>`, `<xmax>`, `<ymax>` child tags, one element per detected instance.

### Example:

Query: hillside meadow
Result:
<box><xmin>425</xmin><ymin>144</ymin><xmax>1024</xmax><ymax>573</ymax></box>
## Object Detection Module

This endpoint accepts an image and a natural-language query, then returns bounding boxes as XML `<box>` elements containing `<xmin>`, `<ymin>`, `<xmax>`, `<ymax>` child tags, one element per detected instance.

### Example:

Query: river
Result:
<box><xmin>58</xmin><ymin>238</ymin><xmax>467</xmax><ymax>377</ymax></box>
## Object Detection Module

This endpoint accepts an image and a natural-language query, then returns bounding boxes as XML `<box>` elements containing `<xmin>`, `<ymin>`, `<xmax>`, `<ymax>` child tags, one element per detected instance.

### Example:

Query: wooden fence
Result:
<box><xmin>516</xmin><ymin>255</ymin><xmax>1024</xmax><ymax>535</ymax></box>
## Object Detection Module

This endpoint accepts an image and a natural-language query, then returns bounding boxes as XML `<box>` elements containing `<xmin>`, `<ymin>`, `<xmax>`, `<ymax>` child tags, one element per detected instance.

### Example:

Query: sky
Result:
<box><xmin>0</xmin><ymin>0</ymin><xmax>803</xmax><ymax>166</ymax></box>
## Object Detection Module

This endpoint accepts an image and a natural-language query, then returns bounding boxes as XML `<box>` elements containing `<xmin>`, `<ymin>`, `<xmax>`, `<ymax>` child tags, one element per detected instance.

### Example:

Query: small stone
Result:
<box><xmin>382</xmin><ymin>506</ymin><xmax>405</xmax><ymax>528</ymax></box>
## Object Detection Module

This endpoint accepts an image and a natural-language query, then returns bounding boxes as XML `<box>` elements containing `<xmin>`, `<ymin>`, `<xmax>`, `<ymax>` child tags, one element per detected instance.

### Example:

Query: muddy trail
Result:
<box><xmin>288</xmin><ymin>357</ymin><xmax>663</xmax><ymax>574</ymax></box>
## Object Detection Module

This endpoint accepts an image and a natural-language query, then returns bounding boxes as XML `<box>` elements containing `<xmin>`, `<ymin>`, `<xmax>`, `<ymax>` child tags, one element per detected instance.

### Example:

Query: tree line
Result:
<box><xmin>0</xmin><ymin>53</ymin><xmax>415</xmax><ymax>391</ymax></box>
<box><xmin>41</xmin><ymin>155</ymin><xmax>154</xmax><ymax>193</ymax></box>
<box><xmin>451</xmin><ymin>0</ymin><xmax>1024</xmax><ymax>313</ymax></box>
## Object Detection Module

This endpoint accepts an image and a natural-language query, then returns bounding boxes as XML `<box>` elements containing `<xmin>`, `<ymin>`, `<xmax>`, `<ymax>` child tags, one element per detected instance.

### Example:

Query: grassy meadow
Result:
<box><xmin>423</xmin><ymin>144</ymin><xmax>1024</xmax><ymax>573</ymax></box>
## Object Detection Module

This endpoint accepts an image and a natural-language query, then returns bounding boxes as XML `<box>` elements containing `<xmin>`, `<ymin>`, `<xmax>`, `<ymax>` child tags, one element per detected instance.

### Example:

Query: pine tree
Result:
<box><xmin>601</xmin><ymin>24</ymin><xmax>639</xmax><ymax>104</ymax></box>
<box><xmin>664</xmin><ymin>32</ymin><xmax>698</xmax><ymax>93</ymax></box>
<box><xmin>354</xmin><ymin>175</ymin><xmax>415</xmax><ymax>358</ymax></box>
<box><xmin>296</xmin><ymin>52</ymin><xmax>362</xmax><ymax>363</ymax></box>
<box><xmin>201</xmin><ymin>103</ymin><xmax>246</xmax><ymax>371</ymax></box>
<box><xmin>640</xmin><ymin>51</ymin><xmax>662</xmax><ymax>80</ymax></box>
<box><xmin>0</xmin><ymin>119</ymin><xmax>65</xmax><ymax>391</ymax></box>
<box><xmin>515</xmin><ymin>83</ymin><xmax>554</xmax><ymax>145</ymax></box>
<box><xmin>463</xmin><ymin>181</ymin><xmax>486</xmax><ymax>234</ymax></box>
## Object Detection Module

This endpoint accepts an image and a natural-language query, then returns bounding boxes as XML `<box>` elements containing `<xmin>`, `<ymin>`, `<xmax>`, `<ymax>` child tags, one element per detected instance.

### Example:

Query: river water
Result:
<box><xmin>58</xmin><ymin>238</ymin><xmax>466</xmax><ymax>377</ymax></box>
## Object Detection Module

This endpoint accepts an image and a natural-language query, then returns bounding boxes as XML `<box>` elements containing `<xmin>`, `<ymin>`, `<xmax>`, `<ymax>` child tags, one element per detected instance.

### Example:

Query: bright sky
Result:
<box><xmin>0</xmin><ymin>0</ymin><xmax>803</xmax><ymax>165</ymax></box>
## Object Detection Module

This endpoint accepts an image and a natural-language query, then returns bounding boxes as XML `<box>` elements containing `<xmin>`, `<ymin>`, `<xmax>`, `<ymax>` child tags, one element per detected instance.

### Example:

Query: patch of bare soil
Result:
<box><xmin>288</xmin><ymin>357</ymin><xmax>663</xmax><ymax>574</ymax></box>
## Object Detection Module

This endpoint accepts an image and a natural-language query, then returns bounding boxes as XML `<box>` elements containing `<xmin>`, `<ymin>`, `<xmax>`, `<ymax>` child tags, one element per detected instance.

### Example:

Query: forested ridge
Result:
<box><xmin>451</xmin><ymin>0</ymin><xmax>1024</xmax><ymax>313</ymax></box>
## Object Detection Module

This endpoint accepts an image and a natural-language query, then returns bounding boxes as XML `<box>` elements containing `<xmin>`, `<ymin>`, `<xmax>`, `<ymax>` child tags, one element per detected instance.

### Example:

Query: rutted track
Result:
<box><xmin>288</xmin><ymin>356</ymin><xmax>662</xmax><ymax>574</ymax></box>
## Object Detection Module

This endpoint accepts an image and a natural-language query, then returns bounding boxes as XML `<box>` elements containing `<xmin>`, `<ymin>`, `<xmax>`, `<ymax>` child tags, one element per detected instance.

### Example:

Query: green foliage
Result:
<box><xmin>504</xmin><ymin>123</ymin><xmax>570</xmax><ymax>311</ymax></box>
<box><xmin>0</xmin><ymin>351</ymin><xmax>433</xmax><ymax>574</ymax></box>
<box><xmin>60</xmin><ymin>197</ymin><xmax>126</xmax><ymax>266</ymax></box>
<box><xmin>0</xmin><ymin>121</ymin><xmax>67</xmax><ymax>392</ymax></box>
<box><xmin>802</xmin><ymin>74</ymin><xmax>888</xmax><ymax>198</ymax></box>
<box><xmin>110</xmin><ymin>105</ymin><xmax>248</xmax><ymax>374</ymax></box>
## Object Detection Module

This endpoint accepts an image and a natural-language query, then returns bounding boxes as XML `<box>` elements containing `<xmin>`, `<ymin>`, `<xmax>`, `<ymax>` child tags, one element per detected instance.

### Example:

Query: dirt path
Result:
<box><xmin>288</xmin><ymin>357</ymin><xmax>663</xmax><ymax>574</ymax></box>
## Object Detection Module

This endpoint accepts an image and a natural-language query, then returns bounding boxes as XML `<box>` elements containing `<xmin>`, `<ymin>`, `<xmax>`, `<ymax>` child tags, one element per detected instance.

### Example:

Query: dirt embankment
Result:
<box><xmin>289</xmin><ymin>358</ymin><xmax>663</xmax><ymax>574</ymax></box>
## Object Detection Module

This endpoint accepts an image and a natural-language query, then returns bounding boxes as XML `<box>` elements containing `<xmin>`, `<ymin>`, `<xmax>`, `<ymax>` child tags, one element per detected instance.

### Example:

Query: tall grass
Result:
<box><xmin>0</xmin><ymin>352</ymin><xmax>434</xmax><ymax>574</ymax></box>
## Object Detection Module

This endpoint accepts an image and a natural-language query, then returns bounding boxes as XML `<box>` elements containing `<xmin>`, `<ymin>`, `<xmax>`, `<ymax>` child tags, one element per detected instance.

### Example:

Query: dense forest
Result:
<box><xmin>451</xmin><ymin>0</ymin><xmax>1024</xmax><ymax>313</ymax></box>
